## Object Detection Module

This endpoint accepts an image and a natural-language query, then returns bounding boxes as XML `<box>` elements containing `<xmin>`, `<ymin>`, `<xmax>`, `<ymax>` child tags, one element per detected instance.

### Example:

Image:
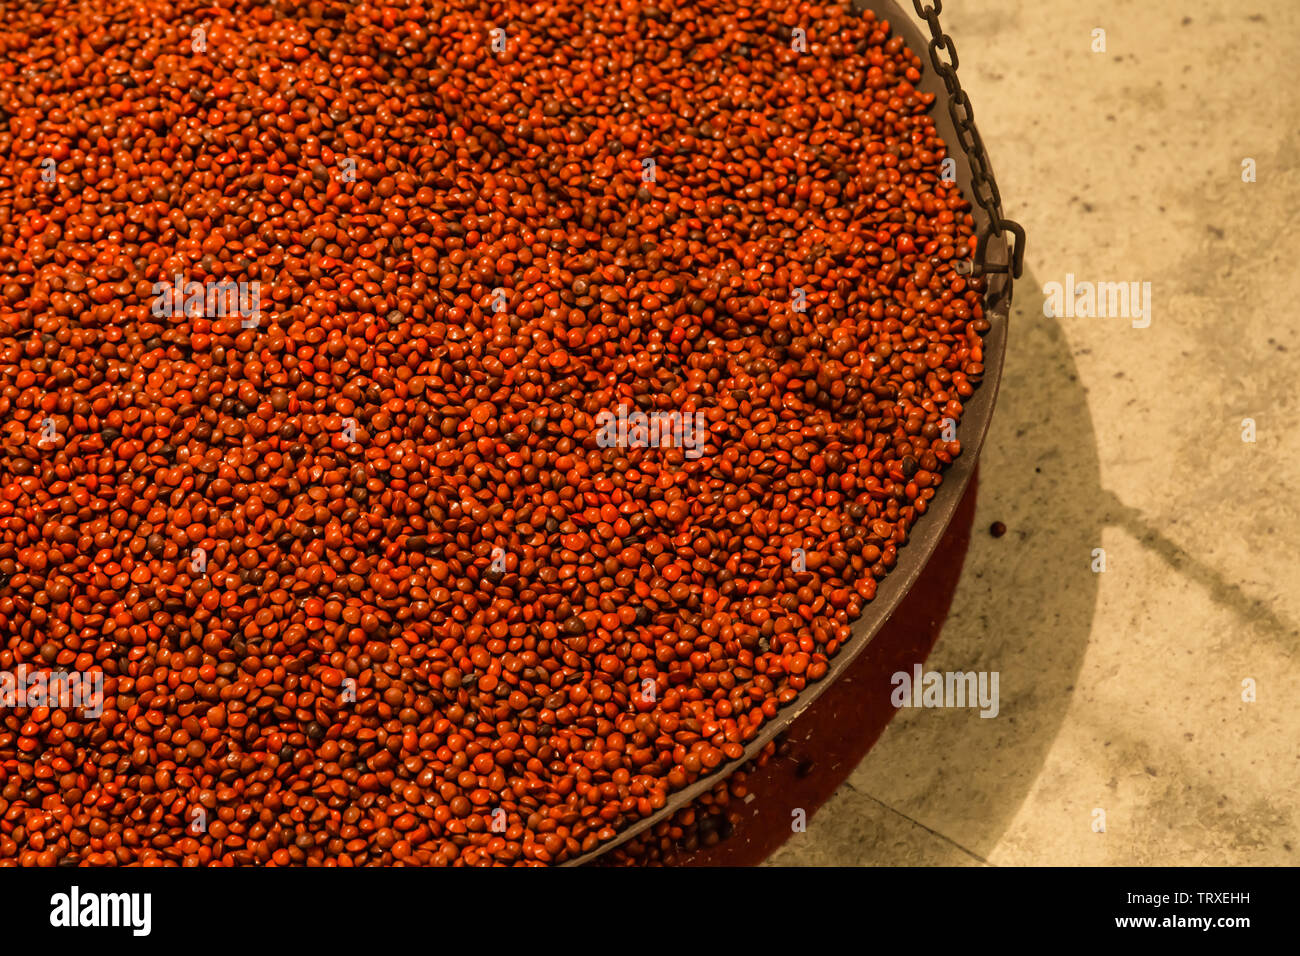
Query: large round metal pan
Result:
<box><xmin>568</xmin><ymin>0</ymin><xmax>1015</xmax><ymax>865</ymax></box>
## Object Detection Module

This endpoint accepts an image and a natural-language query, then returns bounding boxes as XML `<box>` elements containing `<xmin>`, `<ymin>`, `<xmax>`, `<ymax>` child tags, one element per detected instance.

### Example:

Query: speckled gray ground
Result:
<box><xmin>769</xmin><ymin>0</ymin><xmax>1300</xmax><ymax>866</ymax></box>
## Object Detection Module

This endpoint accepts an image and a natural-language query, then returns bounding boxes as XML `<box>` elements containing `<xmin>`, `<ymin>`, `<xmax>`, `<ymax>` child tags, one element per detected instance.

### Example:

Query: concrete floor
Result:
<box><xmin>772</xmin><ymin>0</ymin><xmax>1300</xmax><ymax>866</ymax></box>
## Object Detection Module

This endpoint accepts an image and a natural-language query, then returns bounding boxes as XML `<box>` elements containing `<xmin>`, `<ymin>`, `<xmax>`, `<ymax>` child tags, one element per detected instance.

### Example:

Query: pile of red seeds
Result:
<box><xmin>0</xmin><ymin>0</ymin><xmax>987</xmax><ymax>866</ymax></box>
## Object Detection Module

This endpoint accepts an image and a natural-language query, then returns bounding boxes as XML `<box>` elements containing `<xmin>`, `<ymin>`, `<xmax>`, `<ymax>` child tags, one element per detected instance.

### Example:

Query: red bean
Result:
<box><xmin>0</xmin><ymin>0</ymin><xmax>986</xmax><ymax>867</ymax></box>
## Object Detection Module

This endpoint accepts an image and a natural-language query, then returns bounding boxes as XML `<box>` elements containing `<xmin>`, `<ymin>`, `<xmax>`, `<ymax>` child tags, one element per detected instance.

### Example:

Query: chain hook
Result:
<box><xmin>910</xmin><ymin>0</ymin><xmax>1024</xmax><ymax>279</ymax></box>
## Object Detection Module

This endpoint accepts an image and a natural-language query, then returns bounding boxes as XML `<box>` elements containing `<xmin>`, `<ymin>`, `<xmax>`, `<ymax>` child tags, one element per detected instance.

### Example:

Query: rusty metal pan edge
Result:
<box><xmin>566</xmin><ymin>0</ymin><xmax>1013</xmax><ymax>866</ymax></box>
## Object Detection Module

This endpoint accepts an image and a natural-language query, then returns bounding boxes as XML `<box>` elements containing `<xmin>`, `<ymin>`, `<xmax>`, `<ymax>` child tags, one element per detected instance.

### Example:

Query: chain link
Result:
<box><xmin>911</xmin><ymin>0</ymin><xmax>1024</xmax><ymax>279</ymax></box>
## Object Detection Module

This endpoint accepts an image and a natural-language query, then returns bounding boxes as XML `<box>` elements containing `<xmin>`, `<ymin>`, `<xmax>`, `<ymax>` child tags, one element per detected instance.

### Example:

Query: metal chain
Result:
<box><xmin>911</xmin><ymin>0</ymin><xmax>1024</xmax><ymax>279</ymax></box>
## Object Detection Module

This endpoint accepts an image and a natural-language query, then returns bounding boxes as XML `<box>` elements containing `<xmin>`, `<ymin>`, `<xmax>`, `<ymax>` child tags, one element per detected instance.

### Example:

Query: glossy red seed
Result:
<box><xmin>0</xmin><ymin>0</ymin><xmax>986</xmax><ymax>868</ymax></box>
